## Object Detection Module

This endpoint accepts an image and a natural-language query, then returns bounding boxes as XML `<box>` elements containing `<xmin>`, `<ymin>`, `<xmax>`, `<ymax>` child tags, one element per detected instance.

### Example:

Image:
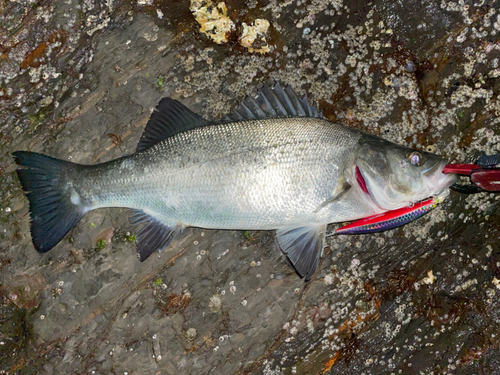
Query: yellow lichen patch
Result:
<box><xmin>239</xmin><ymin>19</ymin><xmax>271</xmax><ymax>54</ymax></box>
<box><xmin>190</xmin><ymin>0</ymin><xmax>234</xmax><ymax>44</ymax></box>
<box><xmin>420</xmin><ymin>270</ymin><xmax>435</xmax><ymax>285</ymax></box>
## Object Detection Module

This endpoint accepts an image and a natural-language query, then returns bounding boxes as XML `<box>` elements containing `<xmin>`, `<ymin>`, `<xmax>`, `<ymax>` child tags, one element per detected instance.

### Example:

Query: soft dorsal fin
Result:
<box><xmin>136</xmin><ymin>98</ymin><xmax>211</xmax><ymax>152</ymax></box>
<box><xmin>223</xmin><ymin>83</ymin><xmax>323</xmax><ymax>121</ymax></box>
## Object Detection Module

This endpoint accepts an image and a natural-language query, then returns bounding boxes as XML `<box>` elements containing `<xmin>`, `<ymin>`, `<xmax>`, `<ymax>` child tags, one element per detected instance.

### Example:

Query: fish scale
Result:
<box><xmin>79</xmin><ymin>117</ymin><xmax>365</xmax><ymax>229</ymax></box>
<box><xmin>13</xmin><ymin>84</ymin><xmax>456</xmax><ymax>280</ymax></box>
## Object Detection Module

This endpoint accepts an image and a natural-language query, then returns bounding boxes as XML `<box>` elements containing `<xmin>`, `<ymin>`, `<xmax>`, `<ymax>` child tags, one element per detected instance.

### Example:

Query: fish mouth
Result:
<box><xmin>424</xmin><ymin>160</ymin><xmax>457</xmax><ymax>192</ymax></box>
<box><xmin>423</xmin><ymin>160</ymin><xmax>441</xmax><ymax>176</ymax></box>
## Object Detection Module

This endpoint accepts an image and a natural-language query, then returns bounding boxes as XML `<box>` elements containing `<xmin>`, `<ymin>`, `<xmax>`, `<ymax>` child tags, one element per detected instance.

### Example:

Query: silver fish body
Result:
<box><xmin>80</xmin><ymin>117</ymin><xmax>372</xmax><ymax>229</ymax></box>
<box><xmin>13</xmin><ymin>84</ymin><xmax>456</xmax><ymax>279</ymax></box>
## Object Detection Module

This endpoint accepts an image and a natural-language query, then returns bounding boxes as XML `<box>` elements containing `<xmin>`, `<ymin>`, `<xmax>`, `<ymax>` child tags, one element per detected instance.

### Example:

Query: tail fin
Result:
<box><xmin>12</xmin><ymin>151</ymin><xmax>86</xmax><ymax>253</ymax></box>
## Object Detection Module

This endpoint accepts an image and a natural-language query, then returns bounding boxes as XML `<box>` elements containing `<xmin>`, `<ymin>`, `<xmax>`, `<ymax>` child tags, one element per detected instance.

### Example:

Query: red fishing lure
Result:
<box><xmin>336</xmin><ymin>197</ymin><xmax>440</xmax><ymax>235</ymax></box>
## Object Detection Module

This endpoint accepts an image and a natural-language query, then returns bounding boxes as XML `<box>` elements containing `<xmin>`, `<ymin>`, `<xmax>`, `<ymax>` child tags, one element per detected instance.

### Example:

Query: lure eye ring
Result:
<box><xmin>407</xmin><ymin>151</ymin><xmax>424</xmax><ymax>166</ymax></box>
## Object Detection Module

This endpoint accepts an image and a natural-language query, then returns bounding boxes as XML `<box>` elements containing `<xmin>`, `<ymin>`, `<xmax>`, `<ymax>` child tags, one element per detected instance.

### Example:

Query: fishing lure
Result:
<box><xmin>336</xmin><ymin>196</ymin><xmax>443</xmax><ymax>235</ymax></box>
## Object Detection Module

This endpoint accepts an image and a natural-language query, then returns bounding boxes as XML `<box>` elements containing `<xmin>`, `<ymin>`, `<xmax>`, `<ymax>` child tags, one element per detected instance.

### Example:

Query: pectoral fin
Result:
<box><xmin>129</xmin><ymin>210</ymin><xmax>181</xmax><ymax>261</ymax></box>
<box><xmin>276</xmin><ymin>224</ymin><xmax>327</xmax><ymax>280</ymax></box>
<box><xmin>314</xmin><ymin>182</ymin><xmax>351</xmax><ymax>213</ymax></box>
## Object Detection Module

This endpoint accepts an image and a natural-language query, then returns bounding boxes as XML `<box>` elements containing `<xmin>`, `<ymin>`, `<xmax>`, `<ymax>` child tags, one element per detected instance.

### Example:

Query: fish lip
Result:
<box><xmin>424</xmin><ymin>160</ymin><xmax>457</xmax><ymax>192</ymax></box>
<box><xmin>434</xmin><ymin>160</ymin><xmax>457</xmax><ymax>192</ymax></box>
<box><xmin>422</xmin><ymin>160</ymin><xmax>441</xmax><ymax>176</ymax></box>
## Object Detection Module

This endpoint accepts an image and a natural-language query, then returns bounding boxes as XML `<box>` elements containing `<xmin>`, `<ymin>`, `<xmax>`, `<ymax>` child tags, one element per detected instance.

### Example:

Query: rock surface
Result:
<box><xmin>1</xmin><ymin>0</ymin><xmax>500</xmax><ymax>374</ymax></box>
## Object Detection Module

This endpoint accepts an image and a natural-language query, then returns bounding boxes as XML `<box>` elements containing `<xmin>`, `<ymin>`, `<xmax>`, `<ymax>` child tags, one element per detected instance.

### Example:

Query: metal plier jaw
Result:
<box><xmin>443</xmin><ymin>153</ymin><xmax>500</xmax><ymax>194</ymax></box>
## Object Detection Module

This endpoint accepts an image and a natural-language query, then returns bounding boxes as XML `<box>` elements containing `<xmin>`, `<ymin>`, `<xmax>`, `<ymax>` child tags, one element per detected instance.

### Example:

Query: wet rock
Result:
<box><xmin>1</xmin><ymin>0</ymin><xmax>500</xmax><ymax>374</ymax></box>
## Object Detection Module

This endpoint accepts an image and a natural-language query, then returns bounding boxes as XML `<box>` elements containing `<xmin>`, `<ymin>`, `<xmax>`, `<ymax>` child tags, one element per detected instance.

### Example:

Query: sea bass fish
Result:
<box><xmin>13</xmin><ymin>84</ymin><xmax>456</xmax><ymax>279</ymax></box>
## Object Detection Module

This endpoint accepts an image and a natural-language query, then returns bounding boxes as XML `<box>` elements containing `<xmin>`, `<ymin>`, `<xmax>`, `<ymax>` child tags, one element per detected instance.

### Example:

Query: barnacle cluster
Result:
<box><xmin>1</xmin><ymin>0</ymin><xmax>500</xmax><ymax>374</ymax></box>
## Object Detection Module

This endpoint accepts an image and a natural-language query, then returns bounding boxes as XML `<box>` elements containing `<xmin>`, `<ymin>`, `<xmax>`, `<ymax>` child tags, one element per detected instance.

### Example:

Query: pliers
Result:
<box><xmin>443</xmin><ymin>153</ymin><xmax>500</xmax><ymax>194</ymax></box>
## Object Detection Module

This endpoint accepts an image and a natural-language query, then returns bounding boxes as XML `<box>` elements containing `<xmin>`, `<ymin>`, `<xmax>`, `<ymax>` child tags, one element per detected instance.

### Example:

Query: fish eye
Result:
<box><xmin>407</xmin><ymin>151</ymin><xmax>424</xmax><ymax>166</ymax></box>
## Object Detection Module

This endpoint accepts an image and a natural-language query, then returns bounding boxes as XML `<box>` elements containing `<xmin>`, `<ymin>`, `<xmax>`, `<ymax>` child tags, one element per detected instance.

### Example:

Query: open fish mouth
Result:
<box><xmin>423</xmin><ymin>160</ymin><xmax>441</xmax><ymax>176</ymax></box>
<box><xmin>424</xmin><ymin>160</ymin><xmax>457</xmax><ymax>192</ymax></box>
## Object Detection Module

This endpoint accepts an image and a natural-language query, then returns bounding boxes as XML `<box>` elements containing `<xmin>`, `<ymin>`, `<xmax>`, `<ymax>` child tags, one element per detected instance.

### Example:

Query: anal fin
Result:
<box><xmin>129</xmin><ymin>209</ymin><xmax>181</xmax><ymax>261</ymax></box>
<box><xmin>276</xmin><ymin>224</ymin><xmax>327</xmax><ymax>280</ymax></box>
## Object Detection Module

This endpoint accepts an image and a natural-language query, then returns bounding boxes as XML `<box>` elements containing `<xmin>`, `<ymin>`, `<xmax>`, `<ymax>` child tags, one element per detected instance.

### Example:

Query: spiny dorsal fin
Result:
<box><xmin>223</xmin><ymin>83</ymin><xmax>323</xmax><ymax>121</ymax></box>
<box><xmin>136</xmin><ymin>98</ymin><xmax>211</xmax><ymax>152</ymax></box>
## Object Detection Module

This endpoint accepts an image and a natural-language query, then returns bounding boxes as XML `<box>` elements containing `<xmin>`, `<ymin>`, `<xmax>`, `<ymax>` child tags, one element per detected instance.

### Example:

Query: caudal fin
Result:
<box><xmin>13</xmin><ymin>151</ymin><xmax>86</xmax><ymax>253</ymax></box>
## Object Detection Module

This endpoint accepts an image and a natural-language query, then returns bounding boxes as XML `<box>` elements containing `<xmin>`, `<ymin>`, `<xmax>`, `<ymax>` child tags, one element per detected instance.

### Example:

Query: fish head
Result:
<box><xmin>353</xmin><ymin>135</ymin><xmax>457</xmax><ymax>210</ymax></box>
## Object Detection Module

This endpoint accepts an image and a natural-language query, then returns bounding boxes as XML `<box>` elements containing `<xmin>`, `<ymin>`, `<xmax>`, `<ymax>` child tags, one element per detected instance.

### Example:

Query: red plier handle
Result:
<box><xmin>443</xmin><ymin>153</ymin><xmax>500</xmax><ymax>193</ymax></box>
